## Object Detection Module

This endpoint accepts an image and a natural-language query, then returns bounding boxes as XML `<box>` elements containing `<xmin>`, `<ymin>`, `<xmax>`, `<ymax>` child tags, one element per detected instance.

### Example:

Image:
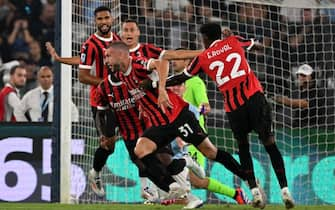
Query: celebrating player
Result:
<box><xmin>159</xmin><ymin>23</ymin><xmax>295</xmax><ymax>209</ymax></box>
<box><xmin>46</xmin><ymin>6</ymin><xmax>121</xmax><ymax>197</ymax></box>
<box><xmin>104</xmin><ymin>41</ymin><xmax>250</xmax><ymax>199</ymax></box>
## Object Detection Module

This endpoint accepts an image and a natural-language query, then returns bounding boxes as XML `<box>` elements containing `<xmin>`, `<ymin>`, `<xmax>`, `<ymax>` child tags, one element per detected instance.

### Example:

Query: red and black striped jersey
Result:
<box><xmin>129</xmin><ymin>43</ymin><xmax>163</xmax><ymax>60</ymax></box>
<box><xmin>115</xmin><ymin>58</ymin><xmax>188</xmax><ymax>126</ymax></box>
<box><xmin>96</xmin><ymin>75</ymin><xmax>146</xmax><ymax>141</ymax></box>
<box><xmin>185</xmin><ymin>35</ymin><xmax>263</xmax><ymax>112</ymax></box>
<box><xmin>79</xmin><ymin>32</ymin><xmax>121</xmax><ymax>107</ymax></box>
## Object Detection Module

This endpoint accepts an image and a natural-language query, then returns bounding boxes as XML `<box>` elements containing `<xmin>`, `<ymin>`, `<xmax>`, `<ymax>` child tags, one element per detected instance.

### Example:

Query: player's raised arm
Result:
<box><xmin>45</xmin><ymin>42</ymin><xmax>80</xmax><ymax>65</ymax></box>
<box><xmin>147</xmin><ymin>59</ymin><xmax>172</xmax><ymax>112</ymax></box>
<box><xmin>159</xmin><ymin>49</ymin><xmax>203</xmax><ymax>60</ymax></box>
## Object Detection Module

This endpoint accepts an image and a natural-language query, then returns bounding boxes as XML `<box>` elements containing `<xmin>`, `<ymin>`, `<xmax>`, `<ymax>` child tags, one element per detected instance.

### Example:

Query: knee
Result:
<box><xmin>134</xmin><ymin>137</ymin><xmax>157</xmax><ymax>159</ymax></box>
<box><xmin>100</xmin><ymin>136</ymin><xmax>116</xmax><ymax>153</ymax></box>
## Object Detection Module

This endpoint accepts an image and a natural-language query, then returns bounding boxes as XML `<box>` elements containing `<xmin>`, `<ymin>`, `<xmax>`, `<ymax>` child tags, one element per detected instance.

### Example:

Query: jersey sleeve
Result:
<box><xmin>133</xmin><ymin>58</ymin><xmax>154</xmax><ymax>79</ymax></box>
<box><xmin>79</xmin><ymin>41</ymin><xmax>95</xmax><ymax>70</ymax></box>
<box><xmin>146</xmin><ymin>43</ymin><xmax>163</xmax><ymax>59</ymax></box>
<box><xmin>96</xmin><ymin>82</ymin><xmax>110</xmax><ymax>110</ymax></box>
<box><xmin>185</xmin><ymin>56</ymin><xmax>202</xmax><ymax>77</ymax></box>
<box><xmin>235</xmin><ymin>35</ymin><xmax>255</xmax><ymax>51</ymax></box>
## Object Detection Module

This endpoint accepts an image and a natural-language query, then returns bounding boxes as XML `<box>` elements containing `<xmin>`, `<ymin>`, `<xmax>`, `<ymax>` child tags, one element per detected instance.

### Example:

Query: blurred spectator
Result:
<box><xmin>15</xmin><ymin>66</ymin><xmax>79</xmax><ymax>122</ymax></box>
<box><xmin>0</xmin><ymin>65</ymin><xmax>26</xmax><ymax>122</ymax></box>
<box><xmin>320</xmin><ymin>0</ymin><xmax>335</xmax><ymax>23</ymax></box>
<box><xmin>274</xmin><ymin>64</ymin><xmax>326</xmax><ymax>128</ymax></box>
<box><xmin>7</xmin><ymin>17</ymin><xmax>34</xmax><ymax>59</ymax></box>
<box><xmin>197</xmin><ymin>4</ymin><xmax>222</xmax><ymax>24</ymax></box>
<box><xmin>10</xmin><ymin>0</ymin><xmax>42</xmax><ymax>23</ymax></box>
<box><xmin>30</xmin><ymin>2</ymin><xmax>55</xmax><ymax>59</ymax></box>
<box><xmin>280</xmin><ymin>0</ymin><xmax>318</xmax><ymax>23</ymax></box>
<box><xmin>0</xmin><ymin>33</ymin><xmax>11</xmax><ymax>63</ymax></box>
<box><xmin>0</xmin><ymin>0</ymin><xmax>15</xmax><ymax>33</ymax></box>
<box><xmin>29</xmin><ymin>39</ymin><xmax>51</xmax><ymax>67</ymax></box>
<box><xmin>19</xmin><ymin>60</ymin><xmax>37</xmax><ymax>95</ymax></box>
<box><xmin>153</xmin><ymin>0</ymin><xmax>191</xmax><ymax>19</ymax></box>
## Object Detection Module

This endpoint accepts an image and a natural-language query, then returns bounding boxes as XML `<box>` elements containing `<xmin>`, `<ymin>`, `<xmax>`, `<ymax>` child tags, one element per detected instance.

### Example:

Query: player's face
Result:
<box><xmin>172</xmin><ymin>59</ymin><xmax>189</xmax><ymax>73</ymax></box>
<box><xmin>105</xmin><ymin>48</ymin><xmax>128</xmax><ymax>73</ymax></box>
<box><xmin>121</xmin><ymin>22</ymin><xmax>140</xmax><ymax>48</ymax></box>
<box><xmin>38</xmin><ymin>67</ymin><xmax>53</xmax><ymax>90</ymax></box>
<box><xmin>12</xmin><ymin>68</ymin><xmax>27</xmax><ymax>88</ymax></box>
<box><xmin>297</xmin><ymin>74</ymin><xmax>312</xmax><ymax>88</ymax></box>
<box><xmin>95</xmin><ymin>11</ymin><xmax>112</xmax><ymax>35</ymax></box>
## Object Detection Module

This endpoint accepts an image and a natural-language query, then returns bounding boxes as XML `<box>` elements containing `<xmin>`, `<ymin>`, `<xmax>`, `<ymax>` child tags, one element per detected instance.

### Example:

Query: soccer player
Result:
<box><xmin>46</xmin><ymin>6</ymin><xmax>121</xmax><ymax>197</ymax></box>
<box><xmin>105</xmin><ymin>41</ymin><xmax>249</xmax><ymax>199</ymax></box>
<box><xmin>120</xmin><ymin>19</ymin><xmax>209</xmax><ymax>200</ymax></box>
<box><xmin>95</xmin><ymin>64</ymin><xmax>205</xmax><ymax>208</ymax></box>
<box><xmin>159</xmin><ymin>23</ymin><xmax>295</xmax><ymax>209</ymax></box>
<box><xmin>169</xmin><ymin>83</ymin><xmax>248</xmax><ymax>205</ymax></box>
<box><xmin>121</xmin><ymin>19</ymin><xmax>164</xmax><ymax>60</ymax></box>
<box><xmin>45</xmin><ymin>17</ymin><xmax>202</xmax><ymax>198</ymax></box>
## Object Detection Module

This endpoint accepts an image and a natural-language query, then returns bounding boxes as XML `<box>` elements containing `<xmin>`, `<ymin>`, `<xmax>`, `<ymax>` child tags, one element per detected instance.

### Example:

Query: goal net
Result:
<box><xmin>69</xmin><ymin>0</ymin><xmax>335</xmax><ymax>205</ymax></box>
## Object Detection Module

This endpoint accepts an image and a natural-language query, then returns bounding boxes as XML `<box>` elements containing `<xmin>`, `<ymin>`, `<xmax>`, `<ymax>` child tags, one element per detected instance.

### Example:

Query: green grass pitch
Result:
<box><xmin>0</xmin><ymin>204</ymin><xmax>334</xmax><ymax>210</ymax></box>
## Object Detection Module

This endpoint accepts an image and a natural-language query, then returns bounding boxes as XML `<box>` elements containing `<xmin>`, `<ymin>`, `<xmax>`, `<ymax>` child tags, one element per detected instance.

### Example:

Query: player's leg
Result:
<box><xmin>226</xmin><ymin>103</ymin><xmax>266</xmax><ymax>209</ymax></box>
<box><xmin>124</xmin><ymin>140</ymin><xmax>159</xmax><ymax>202</ymax></box>
<box><xmin>189</xmin><ymin>171</ymin><xmax>249</xmax><ymax>204</ymax></box>
<box><xmin>89</xmin><ymin>107</ymin><xmax>116</xmax><ymax>197</ymax></box>
<box><xmin>175</xmin><ymin>108</ymin><xmax>247</xmax><ymax>181</ymax></box>
<box><xmin>187</xmin><ymin>145</ymin><xmax>206</xmax><ymax>171</ymax></box>
<box><xmin>250</xmin><ymin>92</ymin><xmax>294</xmax><ymax>209</ymax></box>
<box><xmin>135</xmin><ymin>126</ymin><xmax>187</xmax><ymax>198</ymax></box>
<box><xmin>170</xmin><ymin>138</ymin><xmax>206</xmax><ymax>178</ymax></box>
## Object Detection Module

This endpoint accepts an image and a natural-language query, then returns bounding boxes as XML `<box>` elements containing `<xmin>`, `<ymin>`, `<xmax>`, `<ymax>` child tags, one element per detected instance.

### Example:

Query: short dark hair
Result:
<box><xmin>123</xmin><ymin>19</ymin><xmax>139</xmax><ymax>26</ymax></box>
<box><xmin>10</xmin><ymin>65</ymin><xmax>25</xmax><ymax>75</ymax></box>
<box><xmin>200</xmin><ymin>23</ymin><xmax>221</xmax><ymax>41</ymax></box>
<box><xmin>108</xmin><ymin>41</ymin><xmax>129</xmax><ymax>52</ymax></box>
<box><xmin>94</xmin><ymin>6</ymin><xmax>111</xmax><ymax>16</ymax></box>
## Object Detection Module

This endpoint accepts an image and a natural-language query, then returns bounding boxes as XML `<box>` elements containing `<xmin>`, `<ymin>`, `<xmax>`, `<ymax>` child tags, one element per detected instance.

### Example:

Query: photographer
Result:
<box><xmin>7</xmin><ymin>17</ymin><xmax>34</xmax><ymax>59</ymax></box>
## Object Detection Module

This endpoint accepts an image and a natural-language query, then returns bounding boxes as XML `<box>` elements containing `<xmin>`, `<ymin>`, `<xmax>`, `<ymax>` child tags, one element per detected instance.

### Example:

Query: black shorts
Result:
<box><xmin>142</xmin><ymin>106</ymin><xmax>208</xmax><ymax>149</ymax></box>
<box><xmin>226</xmin><ymin>92</ymin><xmax>273</xmax><ymax>142</ymax></box>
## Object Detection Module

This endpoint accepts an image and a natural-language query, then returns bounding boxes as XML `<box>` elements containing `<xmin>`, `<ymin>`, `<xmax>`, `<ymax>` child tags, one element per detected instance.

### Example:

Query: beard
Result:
<box><xmin>98</xmin><ymin>25</ymin><xmax>111</xmax><ymax>35</ymax></box>
<box><xmin>113</xmin><ymin>63</ymin><xmax>121</xmax><ymax>72</ymax></box>
<box><xmin>16</xmin><ymin>84</ymin><xmax>25</xmax><ymax>89</ymax></box>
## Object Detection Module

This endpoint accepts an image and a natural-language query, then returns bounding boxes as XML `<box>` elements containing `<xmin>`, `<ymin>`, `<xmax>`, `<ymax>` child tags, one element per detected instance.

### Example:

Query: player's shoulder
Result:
<box><xmin>112</xmin><ymin>32</ymin><xmax>121</xmax><ymax>40</ymax></box>
<box><xmin>83</xmin><ymin>34</ymin><xmax>96</xmax><ymax>44</ymax></box>
<box><xmin>81</xmin><ymin>34</ymin><xmax>97</xmax><ymax>49</ymax></box>
<box><xmin>133</xmin><ymin>56</ymin><xmax>149</xmax><ymax>65</ymax></box>
<box><xmin>143</xmin><ymin>43</ymin><xmax>163</xmax><ymax>51</ymax></box>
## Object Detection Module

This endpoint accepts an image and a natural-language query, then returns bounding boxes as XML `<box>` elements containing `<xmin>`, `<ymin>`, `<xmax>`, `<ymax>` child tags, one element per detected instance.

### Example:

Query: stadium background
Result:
<box><xmin>0</xmin><ymin>0</ymin><xmax>334</xmax><ymax>206</ymax></box>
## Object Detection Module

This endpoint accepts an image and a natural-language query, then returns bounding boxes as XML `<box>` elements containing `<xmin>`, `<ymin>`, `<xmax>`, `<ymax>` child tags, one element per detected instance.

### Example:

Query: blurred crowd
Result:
<box><xmin>0</xmin><ymin>0</ymin><xmax>334</xmax><ymax>128</ymax></box>
<box><xmin>0</xmin><ymin>0</ymin><xmax>55</xmax><ymax>94</ymax></box>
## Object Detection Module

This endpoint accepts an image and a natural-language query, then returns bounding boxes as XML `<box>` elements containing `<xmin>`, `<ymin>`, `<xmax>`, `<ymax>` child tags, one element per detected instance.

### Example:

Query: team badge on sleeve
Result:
<box><xmin>81</xmin><ymin>53</ymin><xmax>86</xmax><ymax>63</ymax></box>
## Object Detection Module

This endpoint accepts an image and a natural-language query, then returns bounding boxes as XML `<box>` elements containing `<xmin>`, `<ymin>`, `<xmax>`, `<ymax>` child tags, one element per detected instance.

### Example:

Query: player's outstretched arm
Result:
<box><xmin>45</xmin><ymin>42</ymin><xmax>80</xmax><ymax>65</ymax></box>
<box><xmin>160</xmin><ymin>49</ymin><xmax>202</xmax><ymax>60</ymax></box>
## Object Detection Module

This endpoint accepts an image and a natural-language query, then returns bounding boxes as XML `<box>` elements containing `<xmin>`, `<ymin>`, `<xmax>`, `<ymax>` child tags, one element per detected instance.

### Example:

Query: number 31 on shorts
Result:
<box><xmin>178</xmin><ymin>123</ymin><xmax>194</xmax><ymax>137</ymax></box>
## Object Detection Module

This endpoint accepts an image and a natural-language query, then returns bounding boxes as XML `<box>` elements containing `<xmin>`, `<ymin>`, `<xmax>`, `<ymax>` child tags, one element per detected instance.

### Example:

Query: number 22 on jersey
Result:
<box><xmin>209</xmin><ymin>52</ymin><xmax>250</xmax><ymax>87</ymax></box>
